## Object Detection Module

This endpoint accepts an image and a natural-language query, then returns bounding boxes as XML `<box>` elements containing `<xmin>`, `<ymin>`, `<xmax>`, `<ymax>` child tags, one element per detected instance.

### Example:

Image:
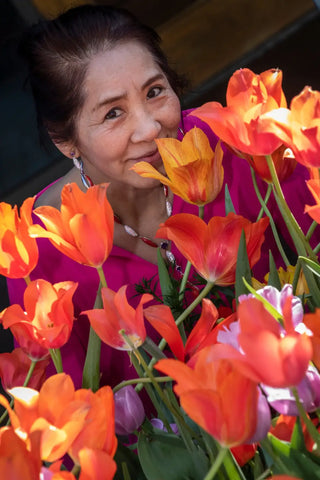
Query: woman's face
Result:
<box><xmin>73</xmin><ymin>41</ymin><xmax>181</xmax><ymax>189</ymax></box>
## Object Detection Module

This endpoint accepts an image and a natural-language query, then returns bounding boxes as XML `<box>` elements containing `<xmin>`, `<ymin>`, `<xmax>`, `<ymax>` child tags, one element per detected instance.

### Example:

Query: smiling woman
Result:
<box><xmin>5</xmin><ymin>4</ymin><xmax>314</xmax><ymax>391</ymax></box>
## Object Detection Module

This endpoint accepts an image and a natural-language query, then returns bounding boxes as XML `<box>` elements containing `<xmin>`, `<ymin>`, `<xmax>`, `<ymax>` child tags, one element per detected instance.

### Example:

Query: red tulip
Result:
<box><xmin>0</xmin><ymin>279</ymin><xmax>77</xmax><ymax>360</ymax></box>
<box><xmin>0</xmin><ymin>197</ymin><xmax>38</xmax><ymax>279</ymax></box>
<box><xmin>29</xmin><ymin>183</ymin><xmax>114</xmax><ymax>267</ymax></box>
<box><xmin>156</xmin><ymin>348</ymin><xmax>259</xmax><ymax>447</ymax></box>
<box><xmin>144</xmin><ymin>298</ymin><xmax>219</xmax><ymax>361</ymax></box>
<box><xmin>0</xmin><ymin>347</ymin><xmax>49</xmax><ymax>390</ymax></box>
<box><xmin>190</xmin><ymin>68</ymin><xmax>286</xmax><ymax>156</ymax></box>
<box><xmin>156</xmin><ymin>212</ymin><xmax>269</xmax><ymax>286</ymax></box>
<box><xmin>83</xmin><ymin>285</ymin><xmax>153</xmax><ymax>351</ymax></box>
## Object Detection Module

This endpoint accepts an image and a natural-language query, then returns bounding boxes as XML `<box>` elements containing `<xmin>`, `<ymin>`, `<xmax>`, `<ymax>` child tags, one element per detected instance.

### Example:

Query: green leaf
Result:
<box><xmin>114</xmin><ymin>442</ymin><xmax>147</xmax><ymax>480</ymax></box>
<box><xmin>263</xmin><ymin>434</ymin><xmax>320</xmax><ymax>478</ymax></box>
<box><xmin>224</xmin><ymin>184</ymin><xmax>236</xmax><ymax>215</ymax></box>
<box><xmin>235</xmin><ymin>230</ymin><xmax>252</xmax><ymax>302</ymax></box>
<box><xmin>299</xmin><ymin>256</ymin><xmax>320</xmax><ymax>278</ymax></box>
<box><xmin>138</xmin><ymin>426</ymin><xmax>209</xmax><ymax>480</ymax></box>
<box><xmin>268</xmin><ymin>250</ymin><xmax>281</xmax><ymax>290</ymax></box>
<box><xmin>157</xmin><ymin>248</ymin><xmax>175</xmax><ymax>306</ymax></box>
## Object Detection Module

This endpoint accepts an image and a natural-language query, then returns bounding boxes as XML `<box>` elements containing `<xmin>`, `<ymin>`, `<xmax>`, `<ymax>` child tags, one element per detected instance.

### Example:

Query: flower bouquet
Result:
<box><xmin>1</xmin><ymin>67</ymin><xmax>320</xmax><ymax>480</ymax></box>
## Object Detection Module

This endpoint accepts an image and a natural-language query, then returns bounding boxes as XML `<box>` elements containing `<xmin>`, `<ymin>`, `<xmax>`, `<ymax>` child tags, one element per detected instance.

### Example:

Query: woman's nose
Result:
<box><xmin>130</xmin><ymin>108</ymin><xmax>161</xmax><ymax>143</ymax></box>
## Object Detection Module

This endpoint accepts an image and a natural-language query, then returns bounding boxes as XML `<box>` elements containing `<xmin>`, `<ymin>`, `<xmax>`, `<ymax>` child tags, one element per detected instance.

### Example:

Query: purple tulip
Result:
<box><xmin>114</xmin><ymin>385</ymin><xmax>145</xmax><ymax>435</ymax></box>
<box><xmin>247</xmin><ymin>390</ymin><xmax>271</xmax><ymax>443</ymax></box>
<box><xmin>262</xmin><ymin>365</ymin><xmax>320</xmax><ymax>415</ymax></box>
<box><xmin>150</xmin><ymin>418</ymin><xmax>179</xmax><ymax>435</ymax></box>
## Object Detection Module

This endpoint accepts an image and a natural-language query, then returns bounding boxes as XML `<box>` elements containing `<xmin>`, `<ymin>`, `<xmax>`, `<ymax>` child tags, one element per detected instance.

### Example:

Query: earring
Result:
<box><xmin>71</xmin><ymin>153</ymin><xmax>93</xmax><ymax>189</ymax></box>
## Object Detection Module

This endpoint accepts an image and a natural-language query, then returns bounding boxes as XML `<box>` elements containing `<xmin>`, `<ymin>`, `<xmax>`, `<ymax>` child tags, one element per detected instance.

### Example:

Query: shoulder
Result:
<box><xmin>34</xmin><ymin>167</ymin><xmax>79</xmax><ymax>208</ymax></box>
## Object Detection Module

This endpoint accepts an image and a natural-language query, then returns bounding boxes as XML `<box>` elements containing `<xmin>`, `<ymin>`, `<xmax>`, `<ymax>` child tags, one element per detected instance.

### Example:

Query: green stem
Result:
<box><xmin>203</xmin><ymin>447</ymin><xmax>228</xmax><ymax>480</ymax></box>
<box><xmin>71</xmin><ymin>464</ymin><xmax>80</xmax><ymax>477</ymax></box>
<box><xmin>49</xmin><ymin>348</ymin><xmax>63</xmax><ymax>373</ymax></box>
<box><xmin>82</xmin><ymin>274</ymin><xmax>105</xmax><ymax>391</ymax></box>
<box><xmin>266</xmin><ymin>155</ymin><xmax>314</xmax><ymax>259</ymax></box>
<box><xmin>24</xmin><ymin>275</ymin><xmax>31</xmax><ymax>286</ymax></box>
<box><xmin>179</xmin><ymin>261</ymin><xmax>192</xmax><ymax>301</ymax></box>
<box><xmin>175</xmin><ymin>280</ymin><xmax>215</xmax><ymax>328</ymax></box>
<box><xmin>313</xmin><ymin>242</ymin><xmax>320</xmax><ymax>255</ymax></box>
<box><xmin>251</xmin><ymin>168</ymin><xmax>290</xmax><ymax>266</ymax></box>
<box><xmin>97</xmin><ymin>265</ymin><xmax>107</xmax><ymax>288</ymax></box>
<box><xmin>199</xmin><ymin>205</ymin><xmax>205</xmax><ymax>220</ymax></box>
<box><xmin>291</xmin><ymin>386</ymin><xmax>320</xmax><ymax>453</ymax></box>
<box><xmin>23</xmin><ymin>360</ymin><xmax>37</xmax><ymax>387</ymax></box>
<box><xmin>306</xmin><ymin>220</ymin><xmax>318</xmax><ymax>241</ymax></box>
<box><xmin>113</xmin><ymin>375</ymin><xmax>172</xmax><ymax>394</ymax></box>
<box><xmin>256</xmin><ymin>183</ymin><xmax>272</xmax><ymax>221</ymax></box>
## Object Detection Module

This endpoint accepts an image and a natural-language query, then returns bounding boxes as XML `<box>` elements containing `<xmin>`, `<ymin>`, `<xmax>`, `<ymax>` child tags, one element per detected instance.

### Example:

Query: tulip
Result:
<box><xmin>144</xmin><ymin>298</ymin><xmax>219</xmax><ymax>361</ymax></box>
<box><xmin>0</xmin><ymin>197</ymin><xmax>38</xmax><ymax>279</ymax></box>
<box><xmin>0</xmin><ymin>347</ymin><xmax>49</xmax><ymax>390</ymax></box>
<box><xmin>0</xmin><ymin>279</ymin><xmax>78</xmax><ymax>360</ymax></box>
<box><xmin>0</xmin><ymin>427</ymin><xmax>42</xmax><ymax>480</ymax></box>
<box><xmin>245</xmin><ymin>145</ymin><xmax>296</xmax><ymax>183</ymax></box>
<box><xmin>156</xmin><ymin>212</ymin><xmax>269</xmax><ymax>286</ymax></box>
<box><xmin>236</xmin><ymin>297</ymin><xmax>312</xmax><ymax>388</ymax></box>
<box><xmin>83</xmin><ymin>285</ymin><xmax>153</xmax><ymax>351</ymax></box>
<box><xmin>270</xmin><ymin>414</ymin><xmax>317</xmax><ymax>454</ymax></box>
<box><xmin>262</xmin><ymin>365</ymin><xmax>320</xmax><ymax>416</ymax></box>
<box><xmin>305</xmin><ymin>178</ymin><xmax>320</xmax><ymax>224</ymax></box>
<box><xmin>259</xmin><ymin>86</ymin><xmax>320</xmax><ymax>168</ymax></box>
<box><xmin>0</xmin><ymin>373</ymin><xmax>117</xmax><ymax>464</ymax></box>
<box><xmin>190</xmin><ymin>68</ymin><xmax>286</xmax><ymax>156</ymax></box>
<box><xmin>29</xmin><ymin>183</ymin><xmax>114</xmax><ymax>267</ymax></box>
<box><xmin>131</xmin><ymin>127</ymin><xmax>224</xmax><ymax>206</ymax></box>
<box><xmin>304</xmin><ymin>309</ymin><xmax>320</xmax><ymax>370</ymax></box>
<box><xmin>156</xmin><ymin>348</ymin><xmax>259</xmax><ymax>447</ymax></box>
<box><xmin>114</xmin><ymin>386</ymin><xmax>145</xmax><ymax>435</ymax></box>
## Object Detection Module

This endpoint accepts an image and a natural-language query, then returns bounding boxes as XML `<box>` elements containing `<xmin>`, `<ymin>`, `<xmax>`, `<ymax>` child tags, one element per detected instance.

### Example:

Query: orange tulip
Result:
<box><xmin>144</xmin><ymin>298</ymin><xmax>219</xmax><ymax>361</ymax></box>
<box><xmin>0</xmin><ymin>279</ymin><xmax>78</xmax><ymax>360</ymax></box>
<box><xmin>214</xmin><ymin>297</ymin><xmax>313</xmax><ymax>388</ymax></box>
<box><xmin>131</xmin><ymin>127</ymin><xmax>224</xmax><ymax>206</ymax></box>
<box><xmin>270</xmin><ymin>414</ymin><xmax>317</xmax><ymax>454</ymax></box>
<box><xmin>260</xmin><ymin>86</ymin><xmax>320</xmax><ymax>168</ymax></box>
<box><xmin>29</xmin><ymin>183</ymin><xmax>114</xmax><ymax>267</ymax></box>
<box><xmin>0</xmin><ymin>347</ymin><xmax>49</xmax><ymax>390</ymax></box>
<box><xmin>0</xmin><ymin>373</ymin><xmax>117</xmax><ymax>464</ymax></box>
<box><xmin>156</xmin><ymin>212</ymin><xmax>269</xmax><ymax>286</ymax></box>
<box><xmin>190</xmin><ymin>68</ymin><xmax>286</xmax><ymax>156</ymax></box>
<box><xmin>0</xmin><ymin>197</ymin><xmax>38</xmax><ymax>279</ymax></box>
<box><xmin>83</xmin><ymin>285</ymin><xmax>153</xmax><ymax>351</ymax></box>
<box><xmin>77</xmin><ymin>448</ymin><xmax>116</xmax><ymax>480</ymax></box>
<box><xmin>156</xmin><ymin>348</ymin><xmax>259</xmax><ymax>447</ymax></box>
<box><xmin>305</xmin><ymin>178</ymin><xmax>320</xmax><ymax>224</ymax></box>
<box><xmin>0</xmin><ymin>427</ymin><xmax>42</xmax><ymax>480</ymax></box>
<box><xmin>304</xmin><ymin>309</ymin><xmax>320</xmax><ymax>371</ymax></box>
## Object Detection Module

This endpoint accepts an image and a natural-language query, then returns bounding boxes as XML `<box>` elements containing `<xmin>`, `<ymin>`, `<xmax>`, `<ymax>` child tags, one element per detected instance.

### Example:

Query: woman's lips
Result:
<box><xmin>133</xmin><ymin>149</ymin><xmax>161</xmax><ymax>165</ymax></box>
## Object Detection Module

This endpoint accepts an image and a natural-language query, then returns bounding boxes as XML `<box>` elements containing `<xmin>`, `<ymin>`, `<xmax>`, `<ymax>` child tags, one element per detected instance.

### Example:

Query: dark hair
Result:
<box><xmin>19</xmin><ymin>4</ymin><xmax>187</xmax><ymax>146</ymax></box>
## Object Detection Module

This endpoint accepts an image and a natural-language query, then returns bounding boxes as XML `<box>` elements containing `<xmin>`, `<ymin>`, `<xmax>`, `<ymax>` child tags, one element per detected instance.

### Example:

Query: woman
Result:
<box><xmin>6</xmin><ymin>4</ymin><xmax>312</xmax><ymax>388</ymax></box>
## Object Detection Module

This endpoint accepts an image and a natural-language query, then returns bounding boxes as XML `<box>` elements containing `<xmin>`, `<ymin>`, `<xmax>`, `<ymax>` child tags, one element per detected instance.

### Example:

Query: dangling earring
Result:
<box><xmin>178</xmin><ymin>113</ymin><xmax>186</xmax><ymax>138</ymax></box>
<box><xmin>71</xmin><ymin>152</ymin><xmax>93</xmax><ymax>189</ymax></box>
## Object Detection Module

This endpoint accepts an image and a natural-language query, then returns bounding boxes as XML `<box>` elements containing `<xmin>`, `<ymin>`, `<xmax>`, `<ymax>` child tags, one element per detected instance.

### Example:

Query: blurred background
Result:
<box><xmin>0</xmin><ymin>0</ymin><xmax>320</xmax><ymax>352</ymax></box>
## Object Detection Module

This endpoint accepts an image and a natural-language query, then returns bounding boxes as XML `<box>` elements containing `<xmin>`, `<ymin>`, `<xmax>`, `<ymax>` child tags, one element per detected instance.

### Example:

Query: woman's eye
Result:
<box><xmin>147</xmin><ymin>86</ymin><xmax>163</xmax><ymax>99</ymax></box>
<box><xmin>104</xmin><ymin>108</ymin><xmax>121</xmax><ymax>120</ymax></box>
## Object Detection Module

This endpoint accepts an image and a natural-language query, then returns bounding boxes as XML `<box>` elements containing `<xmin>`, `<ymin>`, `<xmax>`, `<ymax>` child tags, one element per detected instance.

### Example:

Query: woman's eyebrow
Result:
<box><xmin>92</xmin><ymin>73</ymin><xmax>166</xmax><ymax>113</ymax></box>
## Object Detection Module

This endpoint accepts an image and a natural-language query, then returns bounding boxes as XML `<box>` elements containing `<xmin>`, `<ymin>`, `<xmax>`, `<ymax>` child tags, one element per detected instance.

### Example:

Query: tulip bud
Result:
<box><xmin>114</xmin><ymin>385</ymin><xmax>145</xmax><ymax>435</ymax></box>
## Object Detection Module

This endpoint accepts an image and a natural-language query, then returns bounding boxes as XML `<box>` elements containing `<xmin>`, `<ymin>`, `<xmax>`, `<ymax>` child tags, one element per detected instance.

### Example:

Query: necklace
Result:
<box><xmin>73</xmin><ymin>156</ymin><xmax>175</xmax><ymax>263</ymax></box>
<box><xmin>113</xmin><ymin>184</ymin><xmax>175</xmax><ymax>263</ymax></box>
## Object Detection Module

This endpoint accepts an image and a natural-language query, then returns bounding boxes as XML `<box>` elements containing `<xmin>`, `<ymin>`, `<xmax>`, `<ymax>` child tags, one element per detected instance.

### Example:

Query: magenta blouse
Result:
<box><xmin>7</xmin><ymin>110</ymin><xmax>316</xmax><ymax>389</ymax></box>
